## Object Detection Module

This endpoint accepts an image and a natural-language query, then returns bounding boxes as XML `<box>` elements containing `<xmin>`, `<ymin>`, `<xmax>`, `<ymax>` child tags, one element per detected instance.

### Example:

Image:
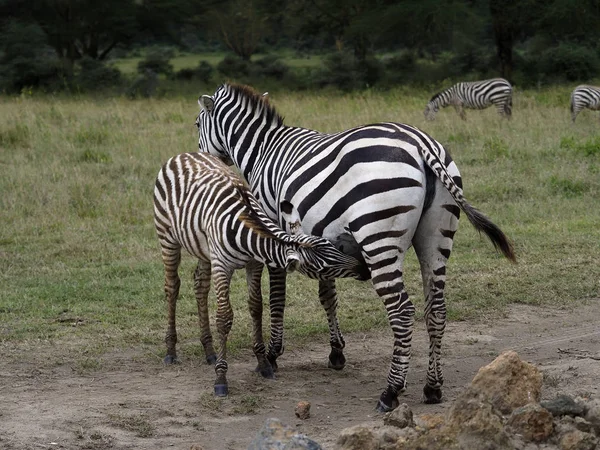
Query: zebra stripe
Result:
<box><xmin>424</xmin><ymin>78</ymin><xmax>513</xmax><ymax>120</ymax></box>
<box><xmin>570</xmin><ymin>85</ymin><xmax>600</xmax><ymax>122</ymax></box>
<box><xmin>153</xmin><ymin>152</ymin><xmax>367</xmax><ymax>396</ymax></box>
<box><xmin>196</xmin><ymin>84</ymin><xmax>516</xmax><ymax>411</ymax></box>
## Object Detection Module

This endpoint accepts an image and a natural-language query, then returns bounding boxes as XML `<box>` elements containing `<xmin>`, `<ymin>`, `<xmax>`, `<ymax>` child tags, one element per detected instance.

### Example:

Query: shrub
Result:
<box><xmin>315</xmin><ymin>52</ymin><xmax>383</xmax><ymax>91</ymax></box>
<box><xmin>538</xmin><ymin>43</ymin><xmax>600</xmax><ymax>82</ymax></box>
<box><xmin>0</xmin><ymin>21</ymin><xmax>62</xmax><ymax>92</ymax></box>
<box><xmin>252</xmin><ymin>55</ymin><xmax>289</xmax><ymax>80</ymax></box>
<box><xmin>137</xmin><ymin>48</ymin><xmax>174</xmax><ymax>76</ymax></box>
<box><xmin>217</xmin><ymin>55</ymin><xmax>252</xmax><ymax>79</ymax></box>
<box><xmin>75</xmin><ymin>57</ymin><xmax>122</xmax><ymax>91</ymax></box>
<box><xmin>175</xmin><ymin>61</ymin><xmax>214</xmax><ymax>83</ymax></box>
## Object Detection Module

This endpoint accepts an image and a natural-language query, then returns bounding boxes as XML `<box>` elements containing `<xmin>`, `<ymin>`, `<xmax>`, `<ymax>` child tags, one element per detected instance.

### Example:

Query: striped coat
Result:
<box><xmin>424</xmin><ymin>78</ymin><xmax>513</xmax><ymax>120</ymax></box>
<box><xmin>153</xmin><ymin>152</ymin><xmax>367</xmax><ymax>396</ymax></box>
<box><xmin>570</xmin><ymin>85</ymin><xmax>600</xmax><ymax>122</ymax></box>
<box><xmin>196</xmin><ymin>83</ymin><xmax>516</xmax><ymax>411</ymax></box>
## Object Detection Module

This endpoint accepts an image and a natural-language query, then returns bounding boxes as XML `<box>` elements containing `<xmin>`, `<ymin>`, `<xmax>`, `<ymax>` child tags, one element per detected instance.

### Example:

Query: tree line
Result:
<box><xmin>1</xmin><ymin>0</ymin><xmax>600</xmax><ymax>94</ymax></box>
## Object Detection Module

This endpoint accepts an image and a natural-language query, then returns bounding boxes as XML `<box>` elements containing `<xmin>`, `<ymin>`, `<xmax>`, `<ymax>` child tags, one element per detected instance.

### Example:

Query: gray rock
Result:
<box><xmin>584</xmin><ymin>399</ymin><xmax>600</xmax><ymax>435</ymax></box>
<box><xmin>248</xmin><ymin>418</ymin><xmax>323</xmax><ymax>450</ymax></box>
<box><xmin>383</xmin><ymin>403</ymin><xmax>414</xmax><ymax>429</ymax></box>
<box><xmin>558</xmin><ymin>429</ymin><xmax>598</xmax><ymax>450</ymax></box>
<box><xmin>541</xmin><ymin>395</ymin><xmax>586</xmax><ymax>418</ymax></box>
<box><xmin>507</xmin><ymin>403</ymin><xmax>554</xmax><ymax>442</ymax></box>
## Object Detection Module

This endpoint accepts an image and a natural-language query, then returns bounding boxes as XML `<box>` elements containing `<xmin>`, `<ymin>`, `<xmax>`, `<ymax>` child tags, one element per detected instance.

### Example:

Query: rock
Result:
<box><xmin>507</xmin><ymin>403</ymin><xmax>554</xmax><ymax>442</ymax></box>
<box><xmin>541</xmin><ymin>395</ymin><xmax>586</xmax><ymax>418</ymax></box>
<box><xmin>468</xmin><ymin>350</ymin><xmax>542</xmax><ymax>415</ymax></box>
<box><xmin>383</xmin><ymin>403</ymin><xmax>414</xmax><ymax>429</ymax></box>
<box><xmin>584</xmin><ymin>399</ymin><xmax>600</xmax><ymax>434</ymax></box>
<box><xmin>413</xmin><ymin>413</ymin><xmax>445</xmax><ymax>431</ymax></box>
<box><xmin>190</xmin><ymin>446</ymin><xmax>205</xmax><ymax>450</ymax></box>
<box><xmin>573</xmin><ymin>417</ymin><xmax>594</xmax><ymax>434</ymax></box>
<box><xmin>559</xmin><ymin>429</ymin><xmax>598</xmax><ymax>450</ymax></box>
<box><xmin>295</xmin><ymin>401</ymin><xmax>311</xmax><ymax>420</ymax></box>
<box><xmin>335</xmin><ymin>425</ymin><xmax>378</xmax><ymax>450</ymax></box>
<box><xmin>248</xmin><ymin>418</ymin><xmax>323</xmax><ymax>450</ymax></box>
<box><xmin>446</xmin><ymin>389</ymin><xmax>513</xmax><ymax>449</ymax></box>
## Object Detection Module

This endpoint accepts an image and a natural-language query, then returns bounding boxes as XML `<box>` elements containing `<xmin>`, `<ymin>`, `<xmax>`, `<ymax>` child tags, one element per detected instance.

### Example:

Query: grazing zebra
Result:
<box><xmin>195</xmin><ymin>83</ymin><xmax>516</xmax><ymax>412</ymax></box>
<box><xmin>424</xmin><ymin>78</ymin><xmax>513</xmax><ymax>120</ymax></box>
<box><xmin>570</xmin><ymin>85</ymin><xmax>600</xmax><ymax>122</ymax></box>
<box><xmin>153</xmin><ymin>152</ymin><xmax>368</xmax><ymax>396</ymax></box>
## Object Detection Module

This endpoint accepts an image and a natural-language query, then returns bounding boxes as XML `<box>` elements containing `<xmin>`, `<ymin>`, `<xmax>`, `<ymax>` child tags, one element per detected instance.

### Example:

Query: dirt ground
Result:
<box><xmin>1</xmin><ymin>301</ymin><xmax>599</xmax><ymax>450</ymax></box>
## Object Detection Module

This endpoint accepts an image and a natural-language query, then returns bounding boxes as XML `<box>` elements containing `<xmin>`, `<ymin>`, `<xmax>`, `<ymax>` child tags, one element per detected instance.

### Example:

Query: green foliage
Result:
<box><xmin>547</xmin><ymin>176</ymin><xmax>589</xmax><ymax>198</ymax></box>
<box><xmin>137</xmin><ymin>48</ymin><xmax>175</xmax><ymax>76</ymax></box>
<box><xmin>74</xmin><ymin>57</ymin><xmax>122</xmax><ymax>91</ymax></box>
<box><xmin>217</xmin><ymin>55</ymin><xmax>252</xmax><ymax>79</ymax></box>
<box><xmin>560</xmin><ymin>135</ymin><xmax>600</xmax><ymax>156</ymax></box>
<box><xmin>538</xmin><ymin>43</ymin><xmax>600</xmax><ymax>82</ymax></box>
<box><xmin>0</xmin><ymin>21</ymin><xmax>61</xmax><ymax>92</ymax></box>
<box><xmin>175</xmin><ymin>61</ymin><xmax>214</xmax><ymax>83</ymax></box>
<box><xmin>314</xmin><ymin>52</ymin><xmax>383</xmax><ymax>91</ymax></box>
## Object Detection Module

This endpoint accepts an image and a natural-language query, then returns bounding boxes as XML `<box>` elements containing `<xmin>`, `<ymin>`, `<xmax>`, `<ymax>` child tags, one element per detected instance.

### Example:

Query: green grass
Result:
<box><xmin>0</xmin><ymin>87</ymin><xmax>599</xmax><ymax>366</ymax></box>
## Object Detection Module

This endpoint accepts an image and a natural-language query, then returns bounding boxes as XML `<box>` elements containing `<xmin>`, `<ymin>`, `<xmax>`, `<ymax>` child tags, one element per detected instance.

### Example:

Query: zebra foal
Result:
<box><xmin>570</xmin><ymin>85</ymin><xmax>600</xmax><ymax>122</ymax></box>
<box><xmin>424</xmin><ymin>78</ymin><xmax>513</xmax><ymax>120</ymax></box>
<box><xmin>153</xmin><ymin>152</ymin><xmax>367</xmax><ymax>396</ymax></box>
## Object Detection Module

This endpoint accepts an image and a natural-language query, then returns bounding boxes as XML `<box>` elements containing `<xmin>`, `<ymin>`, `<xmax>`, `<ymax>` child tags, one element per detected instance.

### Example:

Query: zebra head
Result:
<box><xmin>280</xmin><ymin>200</ymin><xmax>370</xmax><ymax>281</ymax></box>
<box><xmin>196</xmin><ymin>91</ymin><xmax>233</xmax><ymax>165</ymax></box>
<box><xmin>424</xmin><ymin>92</ymin><xmax>442</xmax><ymax>120</ymax></box>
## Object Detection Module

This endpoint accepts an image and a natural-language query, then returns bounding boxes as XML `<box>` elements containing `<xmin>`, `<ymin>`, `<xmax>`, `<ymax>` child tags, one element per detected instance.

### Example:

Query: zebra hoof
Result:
<box><xmin>376</xmin><ymin>389</ymin><xmax>400</xmax><ymax>413</ymax></box>
<box><xmin>328</xmin><ymin>348</ymin><xmax>346</xmax><ymax>370</ymax></box>
<box><xmin>267</xmin><ymin>356</ymin><xmax>278</xmax><ymax>373</ymax></box>
<box><xmin>164</xmin><ymin>354</ymin><xmax>180</xmax><ymax>365</ymax></box>
<box><xmin>255</xmin><ymin>364</ymin><xmax>275</xmax><ymax>379</ymax></box>
<box><xmin>206</xmin><ymin>354</ymin><xmax>217</xmax><ymax>365</ymax></box>
<box><xmin>214</xmin><ymin>384</ymin><xmax>228</xmax><ymax>397</ymax></box>
<box><xmin>423</xmin><ymin>384</ymin><xmax>443</xmax><ymax>404</ymax></box>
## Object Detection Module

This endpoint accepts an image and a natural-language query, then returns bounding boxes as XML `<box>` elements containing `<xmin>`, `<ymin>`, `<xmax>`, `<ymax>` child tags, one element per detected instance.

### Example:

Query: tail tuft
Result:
<box><xmin>462</xmin><ymin>202</ymin><xmax>516</xmax><ymax>263</ymax></box>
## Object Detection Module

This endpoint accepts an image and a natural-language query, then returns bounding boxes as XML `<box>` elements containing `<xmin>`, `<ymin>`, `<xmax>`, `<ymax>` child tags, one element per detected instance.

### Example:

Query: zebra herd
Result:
<box><xmin>424</xmin><ymin>78</ymin><xmax>600</xmax><ymax>122</ymax></box>
<box><xmin>154</xmin><ymin>77</ymin><xmax>596</xmax><ymax>413</ymax></box>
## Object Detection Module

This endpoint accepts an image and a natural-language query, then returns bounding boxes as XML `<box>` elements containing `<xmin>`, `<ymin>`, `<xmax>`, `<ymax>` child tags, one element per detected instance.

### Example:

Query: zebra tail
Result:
<box><xmin>459</xmin><ymin>200</ymin><xmax>517</xmax><ymax>263</ymax></box>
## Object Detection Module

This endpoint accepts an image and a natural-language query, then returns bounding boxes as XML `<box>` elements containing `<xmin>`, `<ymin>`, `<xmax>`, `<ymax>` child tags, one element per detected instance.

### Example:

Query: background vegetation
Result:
<box><xmin>1</xmin><ymin>89</ymin><xmax>598</xmax><ymax>364</ymax></box>
<box><xmin>1</xmin><ymin>0</ymin><xmax>600</xmax><ymax>94</ymax></box>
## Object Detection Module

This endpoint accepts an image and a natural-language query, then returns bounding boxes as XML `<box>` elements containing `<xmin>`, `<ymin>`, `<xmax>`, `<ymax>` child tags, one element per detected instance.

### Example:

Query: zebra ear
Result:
<box><xmin>280</xmin><ymin>200</ymin><xmax>303</xmax><ymax>235</ymax></box>
<box><xmin>262</xmin><ymin>92</ymin><xmax>269</xmax><ymax>98</ymax></box>
<box><xmin>285</xmin><ymin>252</ymin><xmax>300</xmax><ymax>273</ymax></box>
<box><xmin>198</xmin><ymin>95</ymin><xmax>214</xmax><ymax>112</ymax></box>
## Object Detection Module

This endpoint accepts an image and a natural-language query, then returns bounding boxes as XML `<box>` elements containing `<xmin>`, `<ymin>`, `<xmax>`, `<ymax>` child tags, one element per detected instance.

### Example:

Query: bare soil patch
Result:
<box><xmin>1</xmin><ymin>302</ymin><xmax>599</xmax><ymax>450</ymax></box>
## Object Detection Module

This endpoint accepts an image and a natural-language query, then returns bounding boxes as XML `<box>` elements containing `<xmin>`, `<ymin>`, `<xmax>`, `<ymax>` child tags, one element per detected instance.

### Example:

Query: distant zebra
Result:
<box><xmin>570</xmin><ymin>85</ymin><xmax>600</xmax><ymax>122</ymax></box>
<box><xmin>196</xmin><ymin>83</ymin><xmax>516</xmax><ymax>412</ymax></box>
<box><xmin>424</xmin><ymin>78</ymin><xmax>513</xmax><ymax>120</ymax></box>
<box><xmin>153</xmin><ymin>152</ymin><xmax>368</xmax><ymax>396</ymax></box>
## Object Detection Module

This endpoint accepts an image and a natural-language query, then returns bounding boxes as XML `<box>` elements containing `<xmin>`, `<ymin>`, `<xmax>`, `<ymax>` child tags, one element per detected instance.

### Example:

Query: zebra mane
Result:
<box><xmin>429</xmin><ymin>91</ymin><xmax>443</xmax><ymax>103</ymax></box>
<box><xmin>224</xmin><ymin>83</ymin><xmax>285</xmax><ymax>127</ymax></box>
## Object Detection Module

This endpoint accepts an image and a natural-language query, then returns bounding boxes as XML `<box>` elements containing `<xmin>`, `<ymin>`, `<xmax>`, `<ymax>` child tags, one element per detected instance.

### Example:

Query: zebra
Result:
<box><xmin>195</xmin><ymin>83</ymin><xmax>516</xmax><ymax>412</ymax></box>
<box><xmin>424</xmin><ymin>78</ymin><xmax>513</xmax><ymax>120</ymax></box>
<box><xmin>570</xmin><ymin>85</ymin><xmax>600</xmax><ymax>122</ymax></box>
<box><xmin>153</xmin><ymin>152</ymin><xmax>368</xmax><ymax>397</ymax></box>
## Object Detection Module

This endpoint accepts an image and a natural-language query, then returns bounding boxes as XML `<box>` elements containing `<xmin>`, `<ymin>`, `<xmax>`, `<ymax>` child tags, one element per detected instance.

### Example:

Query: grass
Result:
<box><xmin>0</xmin><ymin>86</ymin><xmax>599</xmax><ymax>368</ymax></box>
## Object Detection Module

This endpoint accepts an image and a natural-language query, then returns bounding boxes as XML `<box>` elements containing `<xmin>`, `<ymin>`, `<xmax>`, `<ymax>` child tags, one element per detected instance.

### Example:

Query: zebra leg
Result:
<box><xmin>319</xmin><ymin>280</ymin><xmax>346</xmax><ymax>370</ymax></box>
<box><xmin>266</xmin><ymin>267</ymin><xmax>287</xmax><ymax>372</ymax></box>
<box><xmin>412</xmin><ymin>185</ymin><xmax>460</xmax><ymax>404</ymax></box>
<box><xmin>453</xmin><ymin>104</ymin><xmax>466</xmax><ymax>120</ymax></box>
<box><xmin>193</xmin><ymin>260</ymin><xmax>216</xmax><ymax>365</ymax></box>
<box><xmin>245</xmin><ymin>260</ymin><xmax>274</xmax><ymax>379</ymax></box>
<box><xmin>212</xmin><ymin>265</ymin><xmax>234</xmax><ymax>397</ymax></box>
<box><xmin>162</xmin><ymin>242</ymin><xmax>182</xmax><ymax>365</ymax></box>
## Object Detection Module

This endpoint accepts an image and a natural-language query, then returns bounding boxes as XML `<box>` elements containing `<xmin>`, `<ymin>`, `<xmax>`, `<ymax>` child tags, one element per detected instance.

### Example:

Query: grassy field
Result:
<box><xmin>1</xmin><ymin>86</ymin><xmax>598</xmax><ymax>365</ymax></box>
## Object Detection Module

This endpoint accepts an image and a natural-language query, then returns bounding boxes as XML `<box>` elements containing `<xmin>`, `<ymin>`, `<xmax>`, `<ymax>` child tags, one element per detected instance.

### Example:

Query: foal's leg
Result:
<box><xmin>265</xmin><ymin>267</ymin><xmax>287</xmax><ymax>371</ymax></box>
<box><xmin>193</xmin><ymin>260</ymin><xmax>216</xmax><ymax>364</ymax></box>
<box><xmin>161</xmin><ymin>242</ymin><xmax>182</xmax><ymax>364</ymax></box>
<box><xmin>319</xmin><ymin>280</ymin><xmax>346</xmax><ymax>369</ymax></box>
<box><xmin>212</xmin><ymin>264</ymin><xmax>234</xmax><ymax>397</ymax></box>
<box><xmin>245</xmin><ymin>260</ymin><xmax>274</xmax><ymax>378</ymax></box>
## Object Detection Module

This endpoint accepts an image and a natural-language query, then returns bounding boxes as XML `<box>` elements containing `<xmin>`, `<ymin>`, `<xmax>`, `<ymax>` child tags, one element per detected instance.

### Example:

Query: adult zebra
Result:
<box><xmin>195</xmin><ymin>84</ymin><xmax>516</xmax><ymax>412</ymax></box>
<box><xmin>154</xmin><ymin>152</ymin><xmax>368</xmax><ymax>396</ymax></box>
<box><xmin>424</xmin><ymin>78</ymin><xmax>513</xmax><ymax>120</ymax></box>
<box><xmin>570</xmin><ymin>85</ymin><xmax>600</xmax><ymax>122</ymax></box>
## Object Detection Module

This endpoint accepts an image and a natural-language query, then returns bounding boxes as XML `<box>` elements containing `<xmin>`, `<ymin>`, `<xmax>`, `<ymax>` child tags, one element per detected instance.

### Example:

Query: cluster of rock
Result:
<box><xmin>245</xmin><ymin>350</ymin><xmax>599</xmax><ymax>450</ymax></box>
<box><xmin>336</xmin><ymin>351</ymin><xmax>600</xmax><ymax>450</ymax></box>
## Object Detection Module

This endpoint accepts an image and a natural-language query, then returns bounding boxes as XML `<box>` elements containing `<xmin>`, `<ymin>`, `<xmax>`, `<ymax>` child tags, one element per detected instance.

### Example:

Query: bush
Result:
<box><xmin>74</xmin><ymin>57</ymin><xmax>122</xmax><ymax>91</ymax></box>
<box><xmin>252</xmin><ymin>55</ymin><xmax>289</xmax><ymax>80</ymax></box>
<box><xmin>137</xmin><ymin>48</ymin><xmax>174</xmax><ymax>76</ymax></box>
<box><xmin>126</xmin><ymin>70</ymin><xmax>159</xmax><ymax>98</ymax></box>
<box><xmin>314</xmin><ymin>52</ymin><xmax>383</xmax><ymax>91</ymax></box>
<box><xmin>217</xmin><ymin>55</ymin><xmax>252</xmax><ymax>79</ymax></box>
<box><xmin>522</xmin><ymin>43</ymin><xmax>600</xmax><ymax>84</ymax></box>
<box><xmin>175</xmin><ymin>61</ymin><xmax>214</xmax><ymax>83</ymax></box>
<box><xmin>0</xmin><ymin>21</ymin><xmax>62</xmax><ymax>92</ymax></box>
